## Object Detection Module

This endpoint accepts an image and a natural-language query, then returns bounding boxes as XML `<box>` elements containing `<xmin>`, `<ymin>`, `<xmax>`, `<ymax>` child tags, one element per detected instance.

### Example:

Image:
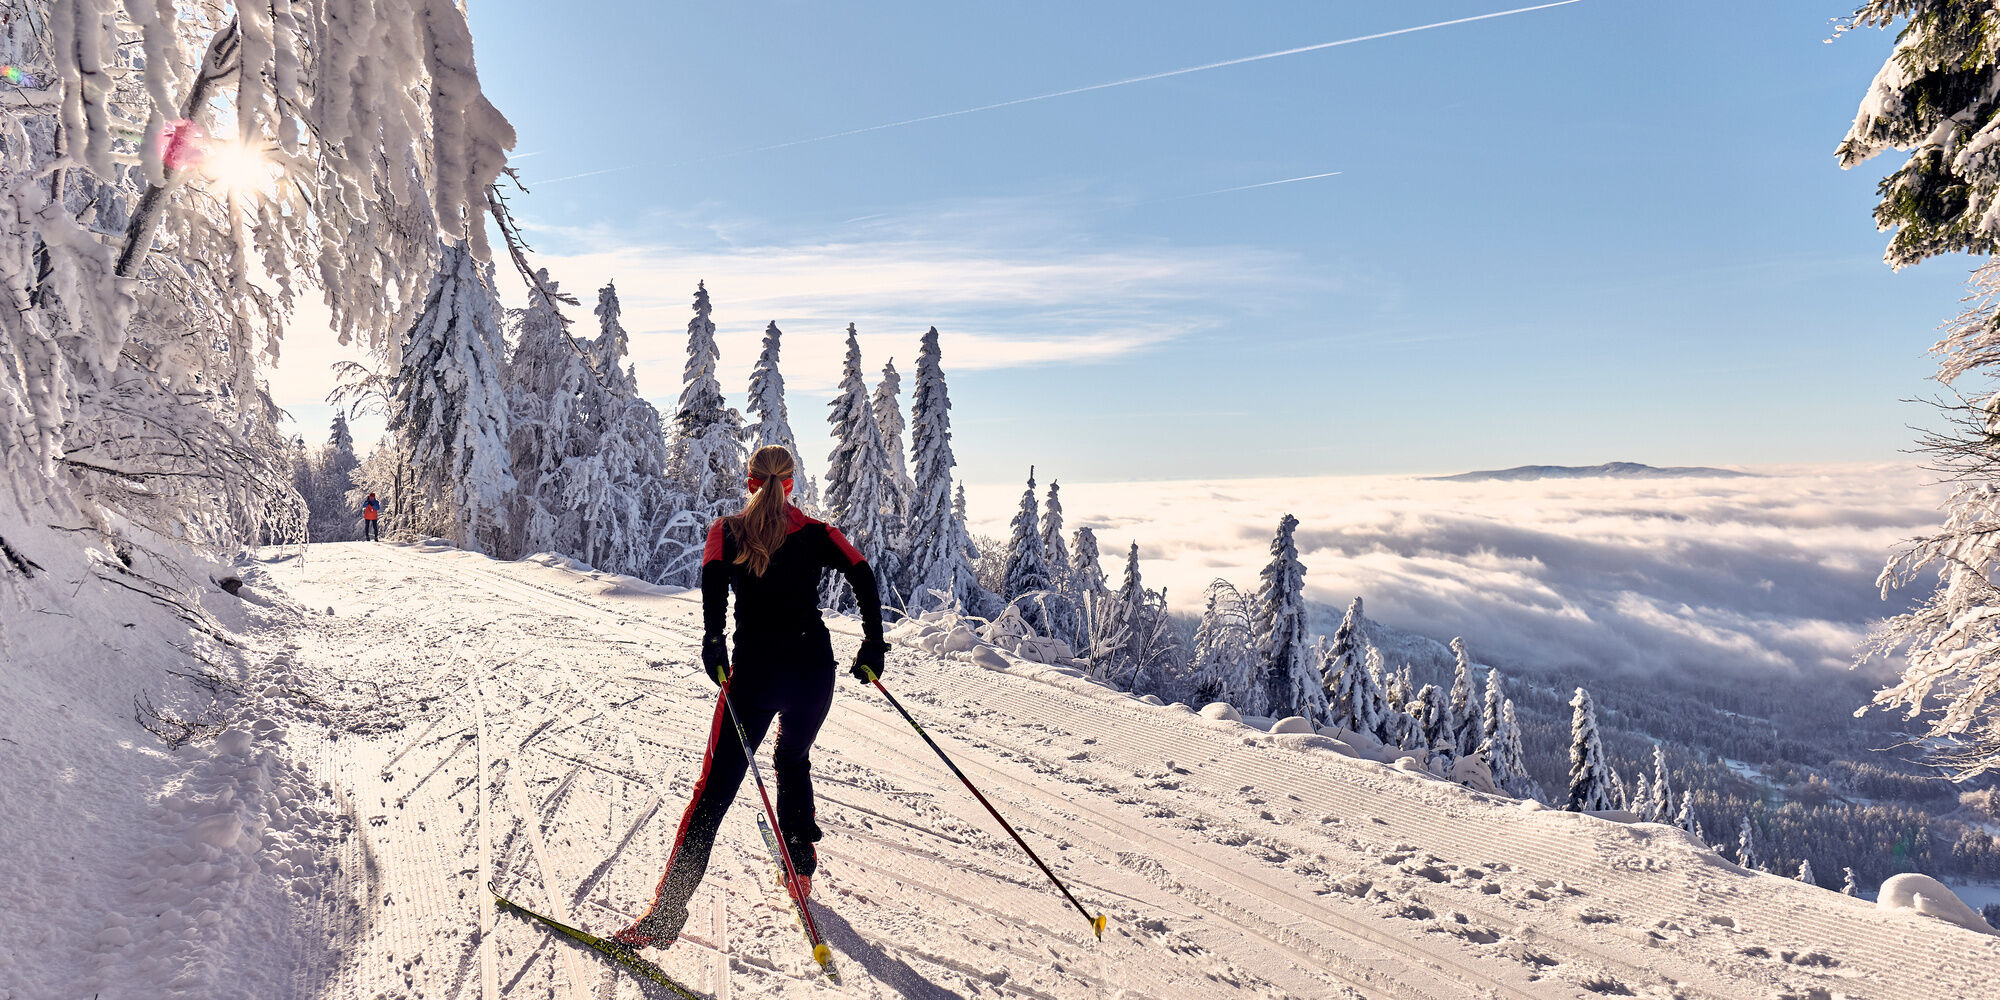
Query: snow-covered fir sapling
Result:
<box><xmin>903</xmin><ymin>327</ymin><xmax>986</xmax><ymax>614</ymax></box>
<box><xmin>1040</xmin><ymin>480</ymin><xmax>1071</xmax><ymax>598</ymax></box>
<box><xmin>1566</xmin><ymin>687</ymin><xmax>1617</xmax><ymax>812</ymax></box>
<box><xmin>1253</xmin><ymin>514</ymin><xmax>1325</xmax><ymax>724</ymax></box>
<box><xmin>671</xmin><ymin>282</ymin><xmax>746</xmax><ymax>512</ymax></box>
<box><xmin>871</xmin><ymin>358</ymin><xmax>910</xmax><ymax>517</ymax></box>
<box><xmin>1002</xmin><ymin>467</ymin><xmax>1053</xmax><ymax>608</ymax></box>
<box><xmin>1447</xmin><ymin>638</ymin><xmax>1481</xmax><ymax>759</ymax></box>
<box><xmin>823</xmin><ymin>324</ymin><xmax>900</xmax><ymax>611</ymax></box>
<box><xmin>744</xmin><ymin>320</ymin><xmax>816</xmax><ymax>508</ymax></box>
<box><xmin>1796</xmin><ymin>859</ymin><xmax>1816</xmax><ymax>885</ymax></box>
<box><xmin>1842</xmin><ymin>867</ymin><xmax>1860</xmax><ymax>897</ymax></box>
<box><xmin>1737</xmin><ymin>816</ymin><xmax>1761</xmax><ymax>872</ymax></box>
<box><xmin>1647</xmin><ymin>744</ymin><xmax>1674</xmax><ymax>824</ymax></box>
<box><xmin>1189</xmin><ymin>580</ymin><xmax>1257</xmax><ymax>708</ymax></box>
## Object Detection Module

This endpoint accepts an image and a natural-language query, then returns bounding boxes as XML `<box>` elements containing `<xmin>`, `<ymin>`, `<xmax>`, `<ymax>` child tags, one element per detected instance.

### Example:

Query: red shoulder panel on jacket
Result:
<box><xmin>784</xmin><ymin>505</ymin><xmax>812</xmax><ymax>534</ymax></box>
<box><xmin>825</xmin><ymin>523</ymin><xmax>866</xmax><ymax>567</ymax></box>
<box><xmin>703</xmin><ymin>519</ymin><xmax>727</xmax><ymax>564</ymax></box>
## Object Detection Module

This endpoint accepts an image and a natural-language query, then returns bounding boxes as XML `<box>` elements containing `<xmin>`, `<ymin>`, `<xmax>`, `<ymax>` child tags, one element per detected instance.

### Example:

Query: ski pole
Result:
<box><xmin>865</xmin><ymin>674</ymin><xmax>1108</xmax><ymax>940</ymax></box>
<box><xmin>718</xmin><ymin>682</ymin><xmax>835</xmax><ymax>973</ymax></box>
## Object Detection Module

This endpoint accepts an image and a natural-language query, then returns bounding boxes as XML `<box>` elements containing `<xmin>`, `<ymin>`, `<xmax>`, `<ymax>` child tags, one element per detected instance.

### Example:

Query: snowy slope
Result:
<box><xmin>256</xmin><ymin>542</ymin><xmax>1996</xmax><ymax>1000</ymax></box>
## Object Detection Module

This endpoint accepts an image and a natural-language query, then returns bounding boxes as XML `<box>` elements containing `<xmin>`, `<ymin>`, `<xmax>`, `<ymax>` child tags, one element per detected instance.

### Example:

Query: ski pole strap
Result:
<box><xmin>870</xmin><ymin>678</ymin><xmax>1108</xmax><ymax>940</ymax></box>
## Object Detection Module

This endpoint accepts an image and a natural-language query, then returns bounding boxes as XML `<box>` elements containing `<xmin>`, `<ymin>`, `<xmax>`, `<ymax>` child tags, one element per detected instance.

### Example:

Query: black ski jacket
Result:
<box><xmin>701</xmin><ymin>506</ymin><xmax>883</xmax><ymax>667</ymax></box>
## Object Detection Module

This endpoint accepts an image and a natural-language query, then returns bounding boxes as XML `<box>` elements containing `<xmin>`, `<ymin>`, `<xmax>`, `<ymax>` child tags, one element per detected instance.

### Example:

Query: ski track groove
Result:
<box><xmin>280</xmin><ymin>542</ymin><xmax>2000</xmax><ymax>1000</ymax></box>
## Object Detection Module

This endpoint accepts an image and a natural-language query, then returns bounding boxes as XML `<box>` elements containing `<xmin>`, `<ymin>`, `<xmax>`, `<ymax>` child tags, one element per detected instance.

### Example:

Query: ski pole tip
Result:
<box><xmin>1092</xmin><ymin>914</ymin><xmax>1108</xmax><ymax>940</ymax></box>
<box><xmin>814</xmin><ymin>943</ymin><xmax>833</xmax><ymax>967</ymax></box>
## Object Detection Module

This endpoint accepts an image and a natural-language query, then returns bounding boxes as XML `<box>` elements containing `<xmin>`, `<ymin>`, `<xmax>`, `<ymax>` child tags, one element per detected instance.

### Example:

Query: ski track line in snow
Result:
<box><xmin>885</xmin><ymin>675</ymin><xmax>1805</xmax><ymax>1000</ymax></box>
<box><xmin>275</xmin><ymin>542</ymin><xmax>2000</xmax><ymax>1000</ymax></box>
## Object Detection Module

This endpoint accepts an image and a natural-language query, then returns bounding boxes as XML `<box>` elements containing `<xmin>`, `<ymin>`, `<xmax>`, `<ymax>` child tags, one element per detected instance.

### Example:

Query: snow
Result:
<box><xmin>14</xmin><ymin>534</ymin><xmax>2000</xmax><ymax>998</ymax></box>
<box><xmin>1877</xmin><ymin>874</ymin><xmax>1998</xmax><ymax>936</ymax></box>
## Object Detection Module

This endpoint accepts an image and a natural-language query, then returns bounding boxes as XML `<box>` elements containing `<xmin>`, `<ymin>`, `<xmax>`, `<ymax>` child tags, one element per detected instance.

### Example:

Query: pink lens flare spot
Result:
<box><xmin>162</xmin><ymin>119</ymin><xmax>207</xmax><ymax>171</ymax></box>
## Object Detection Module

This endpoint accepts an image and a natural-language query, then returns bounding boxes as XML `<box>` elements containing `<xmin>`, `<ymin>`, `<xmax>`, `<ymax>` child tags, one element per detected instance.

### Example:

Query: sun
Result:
<box><xmin>199</xmin><ymin>138</ymin><xmax>280</xmax><ymax>198</ymax></box>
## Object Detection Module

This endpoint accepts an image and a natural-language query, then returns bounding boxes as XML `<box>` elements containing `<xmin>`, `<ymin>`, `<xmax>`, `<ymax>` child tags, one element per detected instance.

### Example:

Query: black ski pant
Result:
<box><xmin>637</xmin><ymin>657</ymin><xmax>832</xmax><ymax>940</ymax></box>
<box><xmin>362</xmin><ymin>520</ymin><xmax>379</xmax><ymax>541</ymax></box>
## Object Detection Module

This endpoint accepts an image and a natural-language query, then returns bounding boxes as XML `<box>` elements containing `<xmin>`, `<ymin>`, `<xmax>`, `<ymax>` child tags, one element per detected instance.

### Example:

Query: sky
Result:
<box><xmin>271</xmin><ymin>0</ymin><xmax>1978</xmax><ymax>487</ymax></box>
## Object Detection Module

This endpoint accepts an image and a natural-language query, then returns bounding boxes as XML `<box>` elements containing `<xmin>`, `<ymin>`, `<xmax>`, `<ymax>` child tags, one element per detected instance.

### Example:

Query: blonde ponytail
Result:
<box><xmin>729</xmin><ymin>445</ymin><xmax>796</xmax><ymax>576</ymax></box>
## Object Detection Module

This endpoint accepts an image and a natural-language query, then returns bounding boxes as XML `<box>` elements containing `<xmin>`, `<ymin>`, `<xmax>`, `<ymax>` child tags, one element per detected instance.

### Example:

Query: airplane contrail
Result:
<box><xmin>534</xmin><ymin>1</ymin><xmax>1585</xmax><ymax>186</ymax></box>
<box><xmin>742</xmin><ymin>1</ymin><xmax>1584</xmax><ymax>156</ymax></box>
<box><xmin>1193</xmin><ymin>170</ymin><xmax>1344</xmax><ymax>198</ymax></box>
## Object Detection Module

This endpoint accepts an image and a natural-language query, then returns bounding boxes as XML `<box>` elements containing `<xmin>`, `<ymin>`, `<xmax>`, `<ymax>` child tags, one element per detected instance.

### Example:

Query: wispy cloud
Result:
<box><xmin>511</xmin><ymin>207</ymin><xmax>1302</xmax><ymax>398</ymax></box>
<box><xmin>961</xmin><ymin>464</ymin><xmax>1946</xmax><ymax>680</ymax></box>
<box><xmin>531</xmin><ymin>2</ymin><xmax>1587</xmax><ymax>186</ymax></box>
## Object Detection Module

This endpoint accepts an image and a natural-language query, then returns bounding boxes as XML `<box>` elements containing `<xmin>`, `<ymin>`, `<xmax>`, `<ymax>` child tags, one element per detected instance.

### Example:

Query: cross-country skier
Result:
<box><xmin>612</xmin><ymin>445</ymin><xmax>888</xmax><ymax>950</ymax></box>
<box><xmin>361</xmin><ymin>492</ymin><xmax>381</xmax><ymax>541</ymax></box>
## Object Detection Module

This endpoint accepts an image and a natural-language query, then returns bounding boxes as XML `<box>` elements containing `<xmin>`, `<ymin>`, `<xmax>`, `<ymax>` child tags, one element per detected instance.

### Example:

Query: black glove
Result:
<box><xmin>702</xmin><ymin>636</ymin><xmax>729</xmax><ymax>686</ymax></box>
<box><xmin>850</xmin><ymin>639</ymin><xmax>889</xmax><ymax>683</ymax></box>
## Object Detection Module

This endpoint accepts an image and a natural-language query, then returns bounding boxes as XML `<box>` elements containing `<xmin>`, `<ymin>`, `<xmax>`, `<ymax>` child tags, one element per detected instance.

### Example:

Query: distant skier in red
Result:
<box><xmin>361</xmin><ymin>492</ymin><xmax>380</xmax><ymax>541</ymax></box>
<box><xmin>613</xmin><ymin>445</ymin><xmax>888</xmax><ymax>950</ymax></box>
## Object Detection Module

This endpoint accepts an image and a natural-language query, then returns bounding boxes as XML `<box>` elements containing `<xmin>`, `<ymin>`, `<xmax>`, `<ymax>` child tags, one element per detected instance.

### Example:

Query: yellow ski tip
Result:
<box><xmin>813</xmin><ymin>943</ymin><xmax>833</xmax><ymax>967</ymax></box>
<box><xmin>1091</xmin><ymin>914</ymin><xmax>1108</xmax><ymax>940</ymax></box>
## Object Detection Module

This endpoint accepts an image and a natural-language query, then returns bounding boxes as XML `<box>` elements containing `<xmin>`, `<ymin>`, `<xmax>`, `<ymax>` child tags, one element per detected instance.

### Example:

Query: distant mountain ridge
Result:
<box><xmin>1425</xmin><ymin>462</ymin><xmax>1752</xmax><ymax>483</ymax></box>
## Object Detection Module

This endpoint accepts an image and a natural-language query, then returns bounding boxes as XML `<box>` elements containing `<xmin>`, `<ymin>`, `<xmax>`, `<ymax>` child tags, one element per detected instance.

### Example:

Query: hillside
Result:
<box><xmin>13</xmin><ymin>540</ymin><xmax>1988</xmax><ymax>1000</ymax></box>
<box><xmin>1424</xmin><ymin>463</ymin><xmax>1752</xmax><ymax>483</ymax></box>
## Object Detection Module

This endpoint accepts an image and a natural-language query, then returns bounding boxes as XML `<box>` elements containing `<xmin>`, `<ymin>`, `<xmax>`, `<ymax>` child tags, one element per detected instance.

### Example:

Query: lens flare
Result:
<box><xmin>201</xmin><ymin>139</ymin><xmax>278</xmax><ymax>196</ymax></box>
<box><xmin>0</xmin><ymin>64</ymin><xmax>34</xmax><ymax>87</ymax></box>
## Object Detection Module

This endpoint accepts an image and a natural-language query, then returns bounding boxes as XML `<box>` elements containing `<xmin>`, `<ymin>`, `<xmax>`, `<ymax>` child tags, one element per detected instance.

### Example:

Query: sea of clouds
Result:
<box><xmin>962</xmin><ymin>463</ymin><xmax>1951</xmax><ymax>680</ymax></box>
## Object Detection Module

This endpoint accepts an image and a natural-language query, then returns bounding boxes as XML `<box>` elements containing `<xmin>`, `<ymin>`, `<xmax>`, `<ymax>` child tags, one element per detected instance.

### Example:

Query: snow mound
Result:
<box><xmin>1199</xmin><ymin>702</ymin><xmax>1242</xmax><ymax>722</ymax></box>
<box><xmin>1877</xmin><ymin>873</ymin><xmax>2000</xmax><ymax>935</ymax></box>
<box><xmin>1269</xmin><ymin>715</ymin><xmax>1316</xmax><ymax>734</ymax></box>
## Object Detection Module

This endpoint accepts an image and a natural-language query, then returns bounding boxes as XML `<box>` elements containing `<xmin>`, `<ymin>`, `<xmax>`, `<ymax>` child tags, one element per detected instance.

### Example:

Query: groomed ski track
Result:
<box><xmin>274</xmin><ymin>541</ymin><xmax>1997</xmax><ymax>1000</ymax></box>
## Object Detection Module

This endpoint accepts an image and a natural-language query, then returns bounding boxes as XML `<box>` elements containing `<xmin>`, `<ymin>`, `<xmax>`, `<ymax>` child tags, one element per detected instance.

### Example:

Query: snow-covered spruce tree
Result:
<box><xmin>1254</xmin><ymin>514</ymin><xmax>1326</xmax><ymax>723</ymax></box>
<box><xmin>1321</xmin><ymin>597</ymin><xmax>1387</xmax><ymax>738</ymax></box>
<box><xmin>1632</xmin><ymin>772</ymin><xmax>1652</xmax><ymax>819</ymax></box>
<box><xmin>871</xmin><ymin>357</ymin><xmax>910</xmax><ymax>515</ymax></box>
<box><xmin>1797</xmin><ymin>859</ymin><xmax>1817</xmax><ymax>885</ymax></box>
<box><xmin>1188</xmin><ymin>580</ymin><xmax>1257</xmax><ymax>706</ymax></box>
<box><xmin>389</xmin><ymin>242</ymin><xmax>517</xmax><ymax>550</ymax></box>
<box><xmin>1737</xmin><ymin>816</ymin><xmax>1762</xmax><ymax>872</ymax></box>
<box><xmin>1042</xmin><ymin>479</ymin><xmax>1073</xmax><ymax>593</ymax></box>
<box><xmin>1675</xmin><ymin>790</ymin><xmax>1697</xmax><ymax>834</ymax></box>
<box><xmin>1859</xmin><ymin>266</ymin><xmax>2000</xmax><ymax>780</ymax></box>
<box><xmin>1071</xmin><ymin>525</ymin><xmax>1109</xmax><ymax>599</ymax></box>
<box><xmin>1838</xmin><ymin>9</ymin><xmax>2000</xmax><ymax>779</ymax></box>
<box><xmin>501</xmin><ymin>267</ymin><xmax>591</xmax><ymax>556</ymax></box>
<box><xmin>1002</xmin><ymin>467</ymin><xmax>1053</xmax><ymax>605</ymax></box>
<box><xmin>745</xmin><ymin>321</ymin><xmax>817</xmax><ymax>509</ymax></box>
<box><xmin>671</xmin><ymin>282</ymin><xmax>746</xmax><ymax>510</ymax></box>
<box><xmin>1493</xmin><ymin>694</ymin><xmax>1544</xmax><ymax>801</ymax></box>
<box><xmin>1842</xmin><ymin>866</ymin><xmax>1860</xmax><ymax>896</ymax></box>
<box><xmin>0</xmin><ymin>0</ymin><xmax>511</xmax><ymax>599</ymax></box>
<box><xmin>1837</xmin><ymin>2</ymin><xmax>2000</xmax><ymax>267</ymax></box>
<box><xmin>1409</xmin><ymin>684</ymin><xmax>1446</xmax><ymax>752</ymax></box>
<box><xmin>823</xmin><ymin>325</ymin><xmax>901</xmax><ymax>610</ymax></box>
<box><xmin>903</xmin><ymin>327</ymin><xmax>986</xmax><ymax>612</ymax></box>
<box><xmin>1447</xmin><ymin>638</ymin><xmax>1481</xmax><ymax>759</ymax></box>
<box><xmin>1648</xmin><ymin>743</ymin><xmax>1675</xmax><ymax>824</ymax></box>
<box><xmin>564</xmin><ymin>282</ymin><xmax>678</xmax><ymax>579</ymax></box>
<box><xmin>306</xmin><ymin>411</ymin><xmax>361</xmax><ymax>541</ymax></box>
<box><xmin>1083</xmin><ymin>542</ymin><xmax>1178</xmax><ymax>694</ymax></box>
<box><xmin>1566</xmin><ymin>687</ymin><xmax>1617</xmax><ymax>812</ymax></box>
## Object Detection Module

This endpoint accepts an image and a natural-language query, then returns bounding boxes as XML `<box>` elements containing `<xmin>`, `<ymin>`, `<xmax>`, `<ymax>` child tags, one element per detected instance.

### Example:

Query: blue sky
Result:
<box><xmin>280</xmin><ymin>1</ymin><xmax>1974</xmax><ymax>484</ymax></box>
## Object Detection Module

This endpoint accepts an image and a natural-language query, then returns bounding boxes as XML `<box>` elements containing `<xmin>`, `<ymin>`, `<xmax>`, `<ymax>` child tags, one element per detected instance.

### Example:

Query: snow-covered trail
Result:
<box><xmin>271</xmin><ymin>541</ymin><xmax>1997</xmax><ymax>1000</ymax></box>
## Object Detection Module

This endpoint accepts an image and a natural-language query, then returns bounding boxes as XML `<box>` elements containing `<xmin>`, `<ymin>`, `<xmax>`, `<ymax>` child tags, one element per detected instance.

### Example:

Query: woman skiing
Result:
<box><xmin>614</xmin><ymin>445</ymin><xmax>888</xmax><ymax>950</ymax></box>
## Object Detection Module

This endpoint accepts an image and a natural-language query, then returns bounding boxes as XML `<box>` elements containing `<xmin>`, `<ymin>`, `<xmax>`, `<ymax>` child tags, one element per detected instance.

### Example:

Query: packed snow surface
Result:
<box><xmin>161</xmin><ymin>543</ymin><xmax>2000</xmax><ymax>997</ymax></box>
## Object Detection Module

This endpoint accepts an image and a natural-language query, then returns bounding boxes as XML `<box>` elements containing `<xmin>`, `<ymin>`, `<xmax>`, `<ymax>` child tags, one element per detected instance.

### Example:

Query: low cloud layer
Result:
<box><xmin>963</xmin><ymin>464</ymin><xmax>1948</xmax><ymax>679</ymax></box>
